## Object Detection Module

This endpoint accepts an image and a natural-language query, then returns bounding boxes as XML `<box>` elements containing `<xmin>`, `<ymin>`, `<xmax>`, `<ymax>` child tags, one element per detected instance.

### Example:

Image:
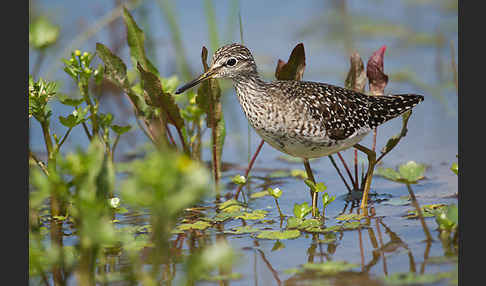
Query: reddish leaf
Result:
<box><xmin>275</xmin><ymin>43</ymin><xmax>306</xmax><ymax>81</ymax></box>
<box><xmin>345</xmin><ymin>52</ymin><xmax>366</xmax><ymax>93</ymax></box>
<box><xmin>366</xmin><ymin>45</ymin><xmax>389</xmax><ymax>95</ymax></box>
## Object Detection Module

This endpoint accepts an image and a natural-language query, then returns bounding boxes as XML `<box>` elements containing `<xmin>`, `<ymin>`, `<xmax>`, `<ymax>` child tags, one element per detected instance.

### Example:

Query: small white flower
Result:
<box><xmin>109</xmin><ymin>197</ymin><xmax>120</xmax><ymax>208</ymax></box>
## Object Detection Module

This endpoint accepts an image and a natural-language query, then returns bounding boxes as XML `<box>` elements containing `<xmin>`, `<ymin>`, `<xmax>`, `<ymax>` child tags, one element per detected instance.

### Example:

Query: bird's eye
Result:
<box><xmin>226</xmin><ymin>58</ymin><xmax>237</xmax><ymax>67</ymax></box>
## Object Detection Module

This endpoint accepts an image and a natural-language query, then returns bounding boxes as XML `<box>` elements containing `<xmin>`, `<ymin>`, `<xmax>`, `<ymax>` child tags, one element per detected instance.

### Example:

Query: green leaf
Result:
<box><xmin>268</xmin><ymin>170</ymin><xmax>291</xmax><ymax>178</ymax></box>
<box><xmin>293</xmin><ymin>202</ymin><xmax>312</xmax><ymax>219</ymax></box>
<box><xmin>405</xmin><ymin>204</ymin><xmax>447</xmax><ymax>219</ymax></box>
<box><xmin>435</xmin><ymin>204</ymin><xmax>458</xmax><ymax>231</ymax></box>
<box><xmin>275</xmin><ymin>43</ymin><xmax>306</xmax><ymax>81</ymax></box>
<box><xmin>267</xmin><ymin>187</ymin><xmax>282</xmax><ymax>199</ymax></box>
<box><xmin>375</xmin><ymin>167</ymin><xmax>402</xmax><ymax>182</ymax></box>
<box><xmin>58</xmin><ymin>107</ymin><xmax>88</xmax><ymax>128</ymax></box>
<box><xmin>286</xmin><ymin>217</ymin><xmax>303</xmax><ymax>229</ymax></box>
<box><xmin>300</xmin><ymin>261</ymin><xmax>359</xmax><ymax>274</ymax></box>
<box><xmin>57</xmin><ymin>95</ymin><xmax>84</xmax><ymax>107</ymax></box>
<box><xmin>59</xmin><ymin>114</ymin><xmax>78</xmax><ymax>128</ymax></box>
<box><xmin>218</xmin><ymin>199</ymin><xmax>244</xmax><ymax>213</ymax></box>
<box><xmin>341</xmin><ymin>221</ymin><xmax>365</xmax><ymax>230</ymax></box>
<box><xmin>137</xmin><ymin>63</ymin><xmax>184</xmax><ymax>130</ymax></box>
<box><xmin>290</xmin><ymin>169</ymin><xmax>308</xmax><ymax>179</ymax></box>
<box><xmin>300</xmin><ymin>218</ymin><xmax>321</xmax><ymax>230</ymax></box>
<box><xmin>304</xmin><ymin>180</ymin><xmax>326</xmax><ymax>192</ymax></box>
<box><xmin>271</xmin><ymin>240</ymin><xmax>286</xmax><ymax>251</ymax></box>
<box><xmin>111</xmin><ymin>125</ymin><xmax>132</xmax><ymax>135</ymax></box>
<box><xmin>322</xmin><ymin>192</ymin><xmax>335</xmax><ymax>208</ymax></box>
<box><xmin>398</xmin><ymin>161</ymin><xmax>426</xmax><ymax>183</ymax></box>
<box><xmin>451</xmin><ymin>162</ymin><xmax>458</xmax><ymax>175</ymax></box>
<box><xmin>177</xmin><ymin>220</ymin><xmax>211</xmax><ymax>231</ymax></box>
<box><xmin>383</xmin><ymin>196</ymin><xmax>411</xmax><ymax>206</ymax></box>
<box><xmin>381</xmin><ymin>110</ymin><xmax>412</xmax><ymax>154</ymax></box>
<box><xmin>250</xmin><ymin>190</ymin><xmax>269</xmax><ymax>199</ymax></box>
<box><xmin>224</xmin><ymin>225</ymin><xmax>260</xmax><ymax>235</ymax></box>
<box><xmin>256</xmin><ymin>229</ymin><xmax>301</xmax><ymax>240</ymax></box>
<box><xmin>122</xmin><ymin>7</ymin><xmax>159</xmax><ymax>76</ymax></box>
<box><xmin>29</xmin><ymin>16</ymin><xmax>60</xmax><ymax>49</ymax></box>
<box><xmin>382</xmin><ymin>272</ymin><xmax>445</xmax><ymax>285</ymax></box>
<box><xmin>335</xmin><ymin>213</ymin><xmax>365</xmax><ymax>221</ymax></box>
<box><xmin>376</xmin><ymin>161</ymin><xmax>426</xmax><ymax>184</ymax></box>
<box><xmin>235</xmin><ymin>210</ymin><xmax>267</xmax><ymax>220</ymax></box>
<box><xmin>231</xmin><ymin>174</ymin><xmax>246</xmax><ymax>185</ymax></box>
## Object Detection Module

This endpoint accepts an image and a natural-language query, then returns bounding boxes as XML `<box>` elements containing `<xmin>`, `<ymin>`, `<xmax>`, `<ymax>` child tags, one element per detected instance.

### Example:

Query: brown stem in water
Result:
<box><xmin>375</xmin><ymin>218</ymin><xmax>388</xmax><ymax>276</ymax></box>
<box><xmin>337</xmin><ymin>152</ymin><xmax>357</xmax><ymax>189</ymax></box>
<box><xmin>406</xmin><ymin>184</ymin><xmax>433</xmax><ymax>242</ymax></box>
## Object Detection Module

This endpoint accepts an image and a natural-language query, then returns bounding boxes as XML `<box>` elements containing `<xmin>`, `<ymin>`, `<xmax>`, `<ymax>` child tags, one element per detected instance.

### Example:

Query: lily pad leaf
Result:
<box><xmin>298</xmin><ymin>261</ymin><xmax>359</xmax><ymax>275</ymax></box>
<box><xmin>268</xmin><ymin>170</ymin><xmax>291</xmax><ymax>178</ymax></box>
<box><xmin>335</xmin><ymin>213</ymin><xmax>366</xmax><ymax>221</ymax></box>
<box><xmin>290</xmin><ymin>169</ymin><xmax>308</xmax><ymax>179</ymax></box>
<box><xmin>177</xmin><ymin>220</ymin><xmax>211</xmax><ymax>231</ymax></box>
<box><xmin>382</xmin><ymin>272</ymin><xmax>445</xmax><ymax>285</ymax></box>
<box><xmin>383</xmin><ymin>196</ymin><xmax>411</xmax><ymax>206</ymax></box>
<box><xmin>405</xmin><ymin>204</ymin><xmax>447</xmax><ymax>219</ymax></box>
<box><xmin>287</xmin><ymin>217</ymin><xmax>303</xmax><ymax>229</ymax></box>
<box><xmin>218</xmin><ymin>199</ymin><xmax>244</xmax><ymax>213</ymax></box>
<box><xmin>235</xmin><ymin>210</ymin><xmax>267</xmax><ymax>220</ymax></box>
<box><xmin>256</xmin><ymin>229</ymin><xmax>301</xmax><ymax>240</ymax></box>
<box><xmin>250</xmin><ymin>190</ymin><xmax>269</xmax><ymax>199</ymax></box>
<box><xmin>224</xmin><ymin>225</ymin><xmax>260</xmax><ymax>235</ymax></box>
<box><xmin>300</xmin><ymin>218</ymin><xmax>321</xmax><ymax>230</ymax></box>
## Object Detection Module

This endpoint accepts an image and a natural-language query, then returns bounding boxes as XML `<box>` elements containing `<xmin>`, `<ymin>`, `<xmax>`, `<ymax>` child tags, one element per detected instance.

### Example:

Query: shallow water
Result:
<box><xmin>30</xmin><ymin>1</ymin><xmax>458</xmax><ymax>285</ymax></box>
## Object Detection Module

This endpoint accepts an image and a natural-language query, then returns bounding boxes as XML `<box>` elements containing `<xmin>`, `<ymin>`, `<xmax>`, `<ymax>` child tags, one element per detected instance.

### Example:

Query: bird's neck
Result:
<box><xmin>232</xmin><ymin>72</ymin><xmax>268</xmax><ymax>102</ymax></box>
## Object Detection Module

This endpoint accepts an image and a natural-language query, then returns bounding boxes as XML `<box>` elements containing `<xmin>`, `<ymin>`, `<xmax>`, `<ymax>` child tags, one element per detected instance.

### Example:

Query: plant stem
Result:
<box><xmin>80</xmin><ymin>84</ymin><xmax>99</xmax><ymax>139</ymax></box>
<box><xmin>337</xmin><ymin>152</ymin><xmax>357</xmax><ymax>189</ymax></box>
<box><xmin>29</xmin><ymin>150</ymin><xmax>49</xmax><ymax>176</ymax></box>
<box><xmin>81</xmin><ymin>122</ymin><xmax>93</xmax><ymax>141</ymax></box>
<box><xmin>303</xmin><ymin>159</ymin><xmax>318</xmax><ymax>218</ymax></box>
<box><xmin>58</xmin><ymin>127</ymin><xmax>73</xmax><ymax>149</ymax></box>
<box><xmin>354</xmin><ymin>144</ymin><xmax>376</xmax><ymax>213</ymax></box>
<box><xmin>328</xmin><ymin>155</ymin><xmax>352</xmax><ymax>193</ymax></box>
<box><xmin>274</xmin><ymin>198</ymin><xmax>283</xmax><ymax>219</ymax></box>
<box><xmin>40</xmin><ymin>121</ymin><xmax>54</xmax><ymax>159</ymax></box>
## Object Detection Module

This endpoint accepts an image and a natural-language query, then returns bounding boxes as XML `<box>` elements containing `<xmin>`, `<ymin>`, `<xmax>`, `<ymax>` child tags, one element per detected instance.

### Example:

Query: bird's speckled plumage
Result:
<box><xmin>186</xmin><ymin>43</ymin><xmax>424</xmax><ymax>158</ymax></box>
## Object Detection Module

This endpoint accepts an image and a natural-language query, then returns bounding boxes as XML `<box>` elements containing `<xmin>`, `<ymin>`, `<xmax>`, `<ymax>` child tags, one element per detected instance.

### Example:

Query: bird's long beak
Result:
<box><xmin>175</xmin><ymin>68</ymin><xmax>217</xmax><ymax>94</ymax></box>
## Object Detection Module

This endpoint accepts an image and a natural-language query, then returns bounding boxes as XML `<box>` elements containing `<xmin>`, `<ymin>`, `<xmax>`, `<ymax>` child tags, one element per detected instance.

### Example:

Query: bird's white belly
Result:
<box><xmin>255</xmin><ymin>129</ymin><xmax>369</xmax><ymax>159</ymax></box>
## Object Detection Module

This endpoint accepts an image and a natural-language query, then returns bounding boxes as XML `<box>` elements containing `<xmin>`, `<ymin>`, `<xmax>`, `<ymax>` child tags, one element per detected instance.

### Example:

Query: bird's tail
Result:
<box><xmin>368</xmin><ymin>94</ymin><xmax>424</xmax><ymax>128</ymax></box>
